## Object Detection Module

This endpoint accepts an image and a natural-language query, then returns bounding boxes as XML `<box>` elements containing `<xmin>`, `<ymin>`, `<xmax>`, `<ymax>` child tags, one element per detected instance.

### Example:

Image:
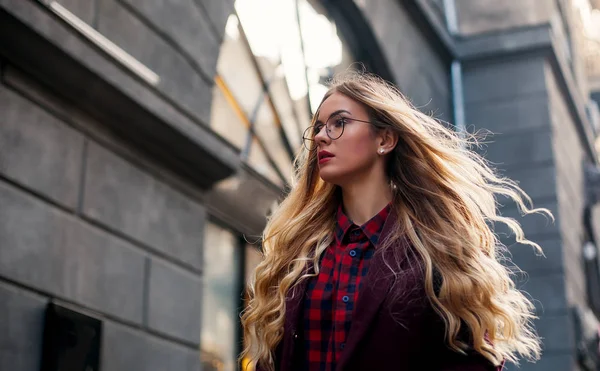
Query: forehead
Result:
<box><xmin>317</xmin><ymin>92</ymin><xmax>366</xmax><ymax>122</ymax></box>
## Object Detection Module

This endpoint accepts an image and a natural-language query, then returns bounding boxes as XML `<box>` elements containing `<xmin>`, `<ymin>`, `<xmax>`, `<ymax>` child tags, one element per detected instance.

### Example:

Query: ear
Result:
<box><xmin>376</xmin><ymin>128</ymin><xmax>398</xmax><ymax>156</ymax></box>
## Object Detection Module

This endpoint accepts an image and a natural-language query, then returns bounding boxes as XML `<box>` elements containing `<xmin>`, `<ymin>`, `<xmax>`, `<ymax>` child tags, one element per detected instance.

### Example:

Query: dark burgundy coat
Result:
<box><xmin>261</xmin><ymin>211</ymin><xmax>503</xmax><ymax>371</ymax></box>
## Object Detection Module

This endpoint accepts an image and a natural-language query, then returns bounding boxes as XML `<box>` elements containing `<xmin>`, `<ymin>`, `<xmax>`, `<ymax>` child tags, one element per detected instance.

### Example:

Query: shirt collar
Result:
<box><xmin>334</xmin><ymin>203</ymin><xmax>392</xmax><ymax>246</ymax></box>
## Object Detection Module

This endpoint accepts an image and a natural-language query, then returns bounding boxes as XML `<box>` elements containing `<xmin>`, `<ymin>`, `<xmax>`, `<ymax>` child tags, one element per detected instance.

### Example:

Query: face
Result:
<box><xmin>312</xmin><ymin>92</ymin><xmax>383</xmax><ymax>186</ymax></box>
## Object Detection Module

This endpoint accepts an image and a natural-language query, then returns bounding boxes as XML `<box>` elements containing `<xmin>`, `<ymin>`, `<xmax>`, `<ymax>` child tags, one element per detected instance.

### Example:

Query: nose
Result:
<box><xmin>314</xmin><ymin>126</ymin><xmax>331</xmax><ymax>147</ymax></box>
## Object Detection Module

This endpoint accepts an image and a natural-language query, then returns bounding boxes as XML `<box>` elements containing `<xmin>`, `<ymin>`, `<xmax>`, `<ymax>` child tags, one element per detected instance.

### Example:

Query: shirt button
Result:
<box><xmin>349</xmin><ymin>250</ymin><xmax>357</xmax><ymax>257</ymax></box>
<box><xmin>342</xmin><ymin>295</ymin><xmax>350</xmax><ymax>303</ymax></box>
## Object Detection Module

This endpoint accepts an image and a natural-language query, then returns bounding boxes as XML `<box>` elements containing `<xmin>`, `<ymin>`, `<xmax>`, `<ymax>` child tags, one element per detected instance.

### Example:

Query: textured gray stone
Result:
<box><xmin>465</xmin><ymin>92</ymin><xmax>551</xmax><ymax>134</ymax></box>
<box><xmin>194</xmin><ymin>0</ymin><xmax>235</xmax><ymax>42</ymax></box>
<box><xmin>500</xmin><ymin>164</ymin><xmax>557</xmax><ymax>201</ymax></box>
<box><xmin>57</xmin><ymin>0</ymin><xmax>97</xmax><ymax>26</ymax></box>
<box><xmin>1</xmin><ymin>0</ymin><xmax>240</xmax><ymax>187</ymax></box>
<box><xmin>0</xmin><ymin>181</ymin><xmax>71</xmax><ymax>296</ymax></box>
<box><xmin>119</xmin><ymin>0</ymin><xmax>221</xmax><ymax>78</ymax></box>
<box><xmin>0</xmin><ymin>84</ymin><xmax>84</xmax><ymax>209</ymax></box>
<box><xmin>455</xmin><ymin>0</ymin><xmax>554</xmax><ymax>36</ymax></box>
<box><xmin>147</xmin><ymin>258</ymin><xmax>202</xmax><ymax>344</ymax></box>
<box><xmin>505</xmin><ymin>237</ymin><xmax>564</xmax><ymax>275</ymax></box>
<box><xmin>102</xmin><ymin>321</ymin><xmax>200</xmax><ymax>371</ymax></box>
<box><xmin>503</xmin><ymin>353</ymin><xmax>575</xmax><ymax>371</ymax></box>
<box><xmin>534</xmin><ymin>312</ymin><xmax>575</xmax><ymax>352</ymax></box>
<box><xmin>0</xmin><ymin>283</ymin><xmax>47</xmax><ymax>371</ymax></box>
<box><xmin>357</xmin><ymin>0</ymin><xmax>452</xmax><ymax>122</ymax></box>
<box><xmin>83</xmin><ymin>142</ymin><xmax>205</xmax><ymax>269</ymax></box>
<box><xmin>515</xmin><ymin>272</ymin><xmax>568</xmax><ymax>314</ymax></box>
<box><xmin>64</xmin><ymin>221</ymin><xmax>146</xmax><ymax>324</ymax></box>
<box><xmin>495</xmin><ymin>199</ymin><xmax>560</xmax><ymax>239</ymax></box>
<box><xmin>463</xmin><ymin>56</ymin><xmax>547</xmax><ymax>104</ymax></box>
<box><xmin>96</xmin><ymin>0</ymin><xmax>213</xmax><ymax>124</ymax></box>
<box><xmin>0</xmin><ymin>181</ymin><xmax>147</xmax><ymax>323</ymax></box>
<box><xmin>479</xmin><ymin>129</ymin><xmax>554</xmax><ymax>169</ymax></box>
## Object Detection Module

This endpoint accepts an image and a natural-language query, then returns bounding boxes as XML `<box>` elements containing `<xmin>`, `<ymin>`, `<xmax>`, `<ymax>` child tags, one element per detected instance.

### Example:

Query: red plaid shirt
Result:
<box><xmin>303</xmin><ymin>203</ymin><xmax>391</xmax><ymax>371</ymax></box>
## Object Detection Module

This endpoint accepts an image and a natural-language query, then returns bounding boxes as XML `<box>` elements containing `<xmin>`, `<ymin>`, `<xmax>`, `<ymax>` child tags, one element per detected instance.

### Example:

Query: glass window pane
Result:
<box><xmin>240</xmin><ymin>244</ymin><xmax>264</xmax><ymax>371</ymax></box>
<box><xmin>268</xmin><ymin>72</ymin><xmax>303</xmax><ymax>152</ymax></box>
<box><xmin>213</xmin><ymin>0</ymin><xmax>358</xmax><ymax>189</ymax></box>
<box><xmin>210</xmin><ymin>79</ymin><xmax>249</xmax><ymax>149</ymax></box>
<box><xmin>247</xmin><ymin>136</ymin><xmax>284</xmax><ymax>187</ymax></box>
<box><xmin>299</xmin><ymin>0</ymin><xmax>354</xmax><ymax>112</ymax></box>
<box><xmin>218</xmin><ymin>15</ymin><xmax>264</xmax><ymax>116</ymax></box>
<box><xmin>253</xmin><ymin>102</ymin><xmax>293</xmax><ymax>182</ymax></box>
<box><xmin>201</xmin><ymin>223</ymin><xmax>241</xmax><ymax>371</ymax></box>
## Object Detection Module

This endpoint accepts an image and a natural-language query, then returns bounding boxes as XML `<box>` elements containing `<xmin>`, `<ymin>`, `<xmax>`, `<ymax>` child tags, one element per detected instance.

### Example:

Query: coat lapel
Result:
<box><xmin>279</xmin><ymin>266</ymin><xmax>311</xmax><ymax>370</ymax></box>
<box><xmin>336</xmin><ymin>211</ymin><xmax>408</xmax><ymax>371</ymax></box>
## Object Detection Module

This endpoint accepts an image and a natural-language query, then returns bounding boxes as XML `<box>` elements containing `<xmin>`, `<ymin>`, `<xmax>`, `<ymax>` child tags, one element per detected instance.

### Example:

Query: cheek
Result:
<box><xmin>341</xmin><ymin>132</ymin><xmax>376</xmax><ymax>162</ymax></box>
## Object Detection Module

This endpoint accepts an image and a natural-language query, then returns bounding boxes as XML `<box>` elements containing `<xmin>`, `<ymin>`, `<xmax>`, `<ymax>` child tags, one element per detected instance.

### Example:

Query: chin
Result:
<box><xmin>318</xmin><ymin>167</ymin><xmax>348</xmax><ymax>186</ymax></box>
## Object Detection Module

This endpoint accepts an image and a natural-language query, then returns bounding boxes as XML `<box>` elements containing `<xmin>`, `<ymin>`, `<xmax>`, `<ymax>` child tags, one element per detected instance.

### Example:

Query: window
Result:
<box><xmin>201</xmin><ymin>222</ymin><xmax>242</xmax><ymax>371</ymax></box>
<box><xmin>210</xmin><ymin>0</ymin><xmax>355</xmax><ymax>188</ymax></box>
<box><xmin>200</xmin><ymin>221</ymin><xmax>265</xmax><ymax>371</ymax></box>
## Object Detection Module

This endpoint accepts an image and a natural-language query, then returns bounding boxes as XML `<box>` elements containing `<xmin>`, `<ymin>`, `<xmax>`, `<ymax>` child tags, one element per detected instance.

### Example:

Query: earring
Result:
<box><xmin>378</xmin><ymin>148</ymin><xmax>384</xmax><ymax>154</ymax></box>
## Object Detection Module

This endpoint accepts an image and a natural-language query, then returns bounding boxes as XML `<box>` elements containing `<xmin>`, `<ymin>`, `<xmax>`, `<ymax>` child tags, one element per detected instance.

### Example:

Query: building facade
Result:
<box><xmin>0</xmin><ymin>0</ymin><xmax>599</xmax><ymax>370</ymax></box>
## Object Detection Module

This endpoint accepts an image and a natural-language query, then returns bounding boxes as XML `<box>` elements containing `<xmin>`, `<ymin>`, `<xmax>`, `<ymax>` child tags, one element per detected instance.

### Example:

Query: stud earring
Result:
<box><xmin>379</xmin><ymin>148</ymin><xmax>384</xmax><ymax>154</ymax></box>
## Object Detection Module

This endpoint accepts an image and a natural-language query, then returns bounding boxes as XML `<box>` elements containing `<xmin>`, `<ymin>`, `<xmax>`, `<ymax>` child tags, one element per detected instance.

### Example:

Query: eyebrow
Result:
<box><xmin>315</xmin><ymin>109</ymin><xmax>351</xmax><ymax>124</ymax></box>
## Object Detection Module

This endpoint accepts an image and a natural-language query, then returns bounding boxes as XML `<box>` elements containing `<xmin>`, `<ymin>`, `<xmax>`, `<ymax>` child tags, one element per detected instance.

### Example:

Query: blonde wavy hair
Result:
<box><xmin>240</xmin><ymin>71</ymin><xmax>551</xmax><ymax>370</ymax></box>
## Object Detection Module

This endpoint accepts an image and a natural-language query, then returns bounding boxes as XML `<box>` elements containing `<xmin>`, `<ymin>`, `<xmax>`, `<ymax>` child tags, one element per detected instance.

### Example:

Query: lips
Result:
<box><xmin>318</xmin><ymin>151</ymin><xmax>334</xmax><ymax>164</ymax></box>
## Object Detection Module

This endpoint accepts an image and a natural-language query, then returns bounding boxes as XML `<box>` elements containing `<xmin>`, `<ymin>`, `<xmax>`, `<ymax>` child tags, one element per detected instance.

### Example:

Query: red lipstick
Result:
<box><xmin>318</xmin><ymin>150</ymin><xmax>334</xmax><ymax>164</ymax></box>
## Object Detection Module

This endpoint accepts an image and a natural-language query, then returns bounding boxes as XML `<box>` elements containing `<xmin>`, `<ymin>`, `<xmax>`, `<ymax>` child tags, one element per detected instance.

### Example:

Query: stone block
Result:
<box><xmin>195</xmin><ymin>0</ymin><xmax>235</xmax><ymax>42</ymax></box>
<box><xmin>57</xmin><ymin>0</ymin><xmax>97</xmax><ymax>26</ymax></box>
<box><xmin>357</xmin><ymin>0</ymin><xmax>451</xmax><ymax>121</ymax></box>
<box><xmin>147</xmin><ymin>258</ymin><xmax>202</xmax><ymax>344</ymax></box>
<box><xmin>534</xmin><ymin>313</ymin><xmax>574</xmax><ymax>352</ymax></box>
<box><xmin>0</xmin><ymin>283</ymin><xmax>47</xmax><ymax>371</ymax></box>
<box><xmin>119</xmin><ymin>0</ymin><xmax>220</xmax><ymax>77</ymax></box>
<box><xmin>495</xmin><ymin>199</ymin><xmax>560</xmax><ymax>239</ymax></box>
<box><xmin>503</xmin><ymin>353</ymin><xmax>575</xmax><ymax>371</ymax></box>
<box><xmin>0</xmin><ymin>180</ymin><xmax>147</xmax><ymax>323</ymax></box>
<box><xmin>96</xmin><ymin>0</ymin><xmax>213</xmax><ymax>124</ymax></box>
<box><xmin>463</xmin><ymin>56</ymin><xmax>547</xmax><ymax>104</ymax></box>
<box><xmin>478</xmin><ymin>129</ymin><xmax>554</xmax><ymax>169</ymax></box>
<box><xmin>83</xmin><ymin>142</ymin><xmax>205</xmax><ymax>269</ymax></box>
<box><xmin>465</xmin><ymin>92</ymin><xmax>551</xmax><ymax>134</ymax></box>
<box><xmin>500</xmin><ymin>164</ymin><xmax>557</xmax><ymax>201</ymax></box>
<box><xmin>515</xmin><ymin>272</ymin><xmax>568</xmax><ymax>314</ymax></box>
<box><xmin>64</xmin><ymin>221</ymin><xmax>146</xmax><ymax>324</ymax></box>
<box><xmin>102</xmin><ymin>321</ymin><xmax>200</xmax><ymax>371</ymax></box>
<box><xmin>0</xmin><ymin>182</ymin><xmax>71</xmax><ymax>296</ymax></box>
<box><xmin>505</xmin><ymin>237</ymin><xmax>564</xmax><ymax>275</ymax></box>
<box><xmin>455</xmin><ymin>0</ymin><xmax>554</xmax><ymax>36</ymax></box>
<box><xmin>0</xmin><ymin>84</ymin><xmax>84</xmax><ymax>209</ymax></box>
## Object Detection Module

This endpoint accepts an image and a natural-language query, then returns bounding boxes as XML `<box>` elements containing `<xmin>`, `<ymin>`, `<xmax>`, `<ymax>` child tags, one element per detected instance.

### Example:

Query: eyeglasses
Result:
<box><xmin>302</xmin><ymin>113</ymin><xmax>377</xmax><ymax>151</ymax></box>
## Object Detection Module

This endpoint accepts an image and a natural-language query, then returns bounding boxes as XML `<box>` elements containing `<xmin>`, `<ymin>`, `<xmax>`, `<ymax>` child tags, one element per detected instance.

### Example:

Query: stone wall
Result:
<box><xmin>355</xmin><ymin>0</ymin><xmax>452</xmax><ymax>122</ymax></box>
<box><xmin>462</xmin><ymin>53</ymin><xmax>577</xmax><ymax>370</ymax></box>
<box><xmin>0</xmin><ymin>59</ymin><xmax>207</xmax><ymax>371</ymax></box>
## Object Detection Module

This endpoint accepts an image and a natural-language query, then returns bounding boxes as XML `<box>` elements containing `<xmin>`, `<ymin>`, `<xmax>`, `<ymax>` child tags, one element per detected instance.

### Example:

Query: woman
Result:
<box><xmin>240</xmin><ymin>71</ymin><xmax>549</xmax><ymax>371</ymax></box>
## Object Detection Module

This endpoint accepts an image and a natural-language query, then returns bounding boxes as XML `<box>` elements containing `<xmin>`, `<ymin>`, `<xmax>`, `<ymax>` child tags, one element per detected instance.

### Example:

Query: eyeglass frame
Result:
<box><xmin>302</xmin><ymin>113</ymin><xmax>384</xmax><ymax>151</ymax></box>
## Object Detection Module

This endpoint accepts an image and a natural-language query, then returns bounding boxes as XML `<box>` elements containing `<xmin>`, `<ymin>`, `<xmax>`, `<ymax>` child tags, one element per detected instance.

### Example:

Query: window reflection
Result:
<box><xmin>241</xmin><ymin>244</ymin><xmax>264</xmax><ymax>371</ymax></box>
<box><xmin>247</xmin><ymin>136</ymin><xmax>284</xmax><ymax>187</ymax></box>
<box><xmin>211</xmin><ymin>76</ymin><xmax>249</xmax><ymax>149</ymax></box>
<box><xmin>201</xmin><ymin>223</ymin><xmax>241</xmax><ymax>371</ymax></box>
<box><xmin>211</xmin><ymin>0</ymin><xmax>354</xmax><ymax>188</ymax></box>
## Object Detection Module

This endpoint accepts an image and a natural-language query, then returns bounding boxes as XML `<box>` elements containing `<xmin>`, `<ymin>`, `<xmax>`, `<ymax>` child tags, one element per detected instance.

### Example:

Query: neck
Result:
<box><xmin>340</xmin><ymin>170</ymin><xmax>393</xmax><ymax>225</ymax></box>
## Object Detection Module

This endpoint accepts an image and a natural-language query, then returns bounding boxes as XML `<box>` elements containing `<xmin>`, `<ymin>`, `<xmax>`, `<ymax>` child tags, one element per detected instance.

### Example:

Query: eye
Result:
<box><xmin>314</xmin><ymin>123</ymin><xmax>324</xmax><ymax>134</ymax></box>
<box><xmin>333</xmin><ymin>117</ymin><xmax>346</xmax><ymax>127</ymax></box>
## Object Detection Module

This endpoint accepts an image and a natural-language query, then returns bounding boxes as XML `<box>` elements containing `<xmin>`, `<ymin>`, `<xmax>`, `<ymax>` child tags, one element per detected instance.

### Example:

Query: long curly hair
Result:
<box><xmin>240</xmin><ymin>71</ymin><xmax>551</xmax><ymax>370</ymax></box>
